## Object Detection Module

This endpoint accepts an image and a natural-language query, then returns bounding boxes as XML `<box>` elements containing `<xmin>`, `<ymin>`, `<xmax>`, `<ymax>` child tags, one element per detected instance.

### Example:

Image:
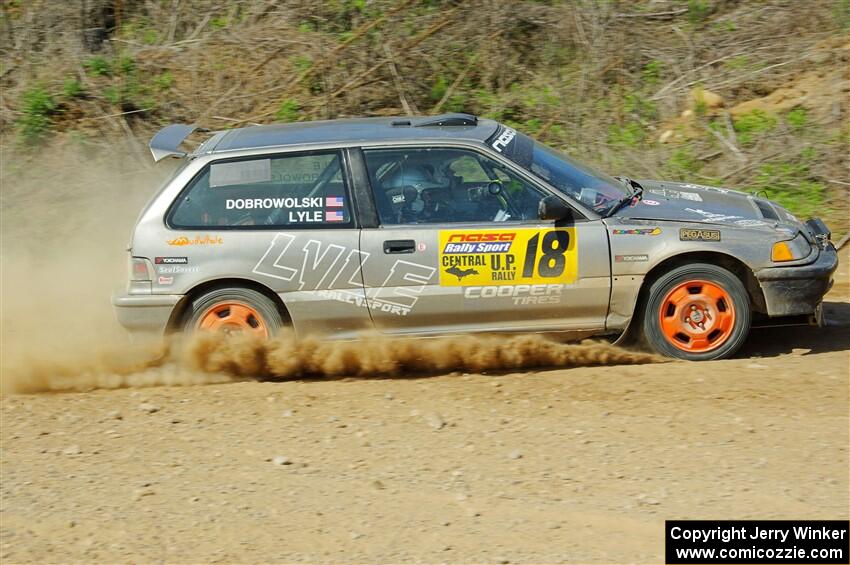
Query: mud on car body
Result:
<box><xmin>113</xmin><ymin>114</ymin><xmax>838</xmax><ymax>360</ymax></box>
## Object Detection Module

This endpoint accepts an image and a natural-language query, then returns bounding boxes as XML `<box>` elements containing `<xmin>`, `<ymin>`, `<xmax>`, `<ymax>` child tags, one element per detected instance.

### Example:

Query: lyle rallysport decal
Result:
<box><xmin>680</xmin><ymin>228</ymin><xmax>721</xmax><ymax>242</ymax></box>
<box><xmin>252</xmin><ymin>233</ymin><xmax>435</xmax><ymax>316</ymax></box>
<box><xmin>439</xmin><ymin>229</ymin><xmax>577</xmax><ymax>286</ymax></box>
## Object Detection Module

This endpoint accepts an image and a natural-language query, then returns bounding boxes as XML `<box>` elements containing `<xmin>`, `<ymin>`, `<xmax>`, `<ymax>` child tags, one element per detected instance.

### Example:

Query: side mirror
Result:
<box><xmin>538</xmin><ymin>195</ymin><xmax>572</xmax><ymax>221</ymax></box>
<box><xmin>487</xmin><ymin>181</ymin><xmax>502</xmax><ymax>195</ymax></box>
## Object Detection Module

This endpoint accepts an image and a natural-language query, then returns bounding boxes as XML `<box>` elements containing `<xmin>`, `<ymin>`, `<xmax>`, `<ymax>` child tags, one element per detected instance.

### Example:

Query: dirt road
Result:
<box><xmin>2</xmin><ymin>251</ymin><xmax>848</xmax><ymax>564</ymax></box>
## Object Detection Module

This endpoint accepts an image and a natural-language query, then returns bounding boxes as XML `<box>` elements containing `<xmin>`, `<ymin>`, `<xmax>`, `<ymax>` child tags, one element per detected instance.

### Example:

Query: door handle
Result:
<box><xmin>383</xmin><ymin>239</ymin><xmax>416</xmax><ymax>254</ymax></box>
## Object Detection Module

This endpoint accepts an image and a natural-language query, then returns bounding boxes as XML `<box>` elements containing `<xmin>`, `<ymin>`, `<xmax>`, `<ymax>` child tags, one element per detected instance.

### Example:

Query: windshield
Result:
<box><xmin>490</xmin><ymin>127</ymin><xmax>629</xmax><ymax>215</ymax></box>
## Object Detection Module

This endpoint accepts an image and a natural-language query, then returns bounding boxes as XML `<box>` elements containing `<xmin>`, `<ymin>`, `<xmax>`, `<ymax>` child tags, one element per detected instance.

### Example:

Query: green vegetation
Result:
<box><xmin>62</xmin><ymin>78</ymin><xmax>83</xmax><ymax>98</ymax></box>
<box><xmin>84</xmin><ymin>56</ymin><xmax>111</xmax><ymax>77</ymax></box>
<box><xmin>152</xmin><ymin>71</ymin><xmax>174</xmax><ymax>91</ymax></box>
<box><xmin>748</xmin><ymin>151</ymin><xmax>827</xmax><ymax>217</ymax></box>
<box><xmin>834</xmin><ymin>0</ymin><xmax>850</xmax><ymax>29</ymax></box>
<box><xmin>102</xmin><ymin>86</ymin><xmax>121</xmax><ymax>105</ymax></box>
<box><xmin>210</xmin><ymin>16</ymin><xmax>228</xmax><ymax>29</ymax></box>
<box><xmin>666</xmin><ymin>148</ymin><xmax>702</xmax><ymax>179</ymax></box>
<box><xmin>291</xmin><ymin>55</ymin><xmax>313</xmax><ymax>74</ymax></box>
<box><xmin>120</xmin><ymin>18</ymin><xmax>159</xmax><ymax>44</ymax></box>
<box><xmin>17</xmin><ymin>87</ymin><xmax>57</xmax><ymax>144</ymax></box>
<box><xmin>116</xmin><ymin>55</ymin><xmax>135</xmax><ymax>75</ymax></box>
<box><xmin>733</xmin><ymin>109</ymin><xmax>777</xmax><ymax>145</ymax></box>
<box><xmin>687</xmin><ymin>0</ymin><xmax>712</xmax><ymax>24</ymax></box>
<box><xmin>608</xmin><ymin>122</ymin><xmax>646</xmax><ymax>147</ymax></box>
<box><xmin>723</xmin><ymin>55</ymin><xmax>750</xmax><ymax>70</ymax></box>
<box><xmin>275</xmin><ymin>99</ymin><xmax>301</xmax><ymax>122</ymax></box>
<box><xmin>785</xmin><ymin>107</ymin><xmax>808</xmax><ymax>131</ymax></box>
<box><xmin>641</xmin><ymin>60</ymin><xmax>662</xmax><ymax>86</ymax></box>
<box><xmin>429</xmin><ymin>75</ymin><xmax>448</xmax><ymax>103</ymax></box>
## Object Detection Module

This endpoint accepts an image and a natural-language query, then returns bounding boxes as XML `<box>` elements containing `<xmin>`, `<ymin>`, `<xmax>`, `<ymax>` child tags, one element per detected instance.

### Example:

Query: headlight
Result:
<box><xmin>771</xmin><ymin>233</ymin><xmax>811</xmax><ymax>262</ymax></box>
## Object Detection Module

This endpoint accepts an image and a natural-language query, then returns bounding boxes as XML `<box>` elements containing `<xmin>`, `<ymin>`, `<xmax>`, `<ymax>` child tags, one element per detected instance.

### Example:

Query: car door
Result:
<box><xmin>355</xmin><ymin>145</ymin><xmax>611</xmax><ymax>335</ymax></box>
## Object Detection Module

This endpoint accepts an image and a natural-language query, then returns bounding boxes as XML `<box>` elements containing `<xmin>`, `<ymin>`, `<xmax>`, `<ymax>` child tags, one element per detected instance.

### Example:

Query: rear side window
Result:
<box><xmin>168</xmin><ymin>151</ymin><xmax>353</xmax><ymax>229</ymax></box>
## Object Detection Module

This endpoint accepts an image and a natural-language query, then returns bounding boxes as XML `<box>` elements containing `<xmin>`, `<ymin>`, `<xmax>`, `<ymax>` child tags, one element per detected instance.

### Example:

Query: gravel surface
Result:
<box><xmin>1</xmin><ymin>254</ymin><xmax>847</xmax><ymax>564</ymax></box>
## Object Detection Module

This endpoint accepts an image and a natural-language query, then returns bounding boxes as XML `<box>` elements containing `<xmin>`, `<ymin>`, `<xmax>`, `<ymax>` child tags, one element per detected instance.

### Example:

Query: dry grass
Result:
<box><xmin>1</xmin><ymin>0</ymin><xmax>848</xmax><ymax>232</ymax></box>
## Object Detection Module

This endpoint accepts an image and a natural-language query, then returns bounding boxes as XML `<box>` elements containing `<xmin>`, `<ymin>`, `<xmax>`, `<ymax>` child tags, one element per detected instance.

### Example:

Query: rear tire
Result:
<box><xmin>642</xmin><ymin>263</ymin><xmax>751</xmax><ymax>361</ymax></box>
<box><xmin>184</xmin><ymin>287</ymin><xmax>283</xmax><ymax>338</ymax></box>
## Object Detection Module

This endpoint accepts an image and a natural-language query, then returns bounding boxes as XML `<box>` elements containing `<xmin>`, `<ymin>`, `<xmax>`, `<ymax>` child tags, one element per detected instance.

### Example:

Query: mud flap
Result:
<box><xmin>812</xmin><ymin>301</ymin><xmax>825</xmax><ymax>327</ymax></box>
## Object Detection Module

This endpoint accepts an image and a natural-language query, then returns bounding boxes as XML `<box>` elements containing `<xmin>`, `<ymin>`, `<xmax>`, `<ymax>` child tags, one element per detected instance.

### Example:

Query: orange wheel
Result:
<box><xmin>642</xmin><ymin>263</ymin><xmax>751</xmax><ymax>361</ymax></box>
<box><xmin>197</xmin><ymin>301</ymin><xmax>269</xmax><ymax>338</ymax></box>
<box><xmin>658</xmin><ymin>279</ymin><xmax>736</xmax><ymax>353</ymax></box>
<box><xmin>185</xmin><ymin>288</ymin><xmax>283</xmax><ymax>339</ymax></box>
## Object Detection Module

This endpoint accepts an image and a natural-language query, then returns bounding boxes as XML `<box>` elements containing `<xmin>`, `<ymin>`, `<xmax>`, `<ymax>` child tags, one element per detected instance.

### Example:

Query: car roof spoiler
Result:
<box><xmin>149</xmin><ymin>124</ymin><xmax>209</xmax><ymax>162</ymax></box>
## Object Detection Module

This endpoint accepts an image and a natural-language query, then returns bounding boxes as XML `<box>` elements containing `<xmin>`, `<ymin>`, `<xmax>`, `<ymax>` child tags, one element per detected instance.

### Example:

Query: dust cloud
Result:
<box><xmin>5</xmin><ymin>332</ymin><xmax>661</xmax><ymax>394</ymax></box>
<box><xmin>1</xmin><ymin>140</ymin><xmax>660</xmax><ymax>395</ymax></box>
<box><xmin>186</xmin><ymin>331</ymin><xmax>662</xmax><ymax>379</ymax></box>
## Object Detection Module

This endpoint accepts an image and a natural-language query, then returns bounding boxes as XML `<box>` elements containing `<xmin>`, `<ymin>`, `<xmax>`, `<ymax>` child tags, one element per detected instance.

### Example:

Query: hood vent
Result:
<box><xmin>754</xmin><ymin>199</ymin><xmax>779</xmax><ymax>220</ymax></box>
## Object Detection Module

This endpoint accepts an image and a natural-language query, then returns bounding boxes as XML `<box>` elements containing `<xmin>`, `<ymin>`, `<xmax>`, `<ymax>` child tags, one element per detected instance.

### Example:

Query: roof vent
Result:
<box><xmin>414</xmin><ymin>113</ymin><xmax>478</xmax><ymax>127</ymax></box>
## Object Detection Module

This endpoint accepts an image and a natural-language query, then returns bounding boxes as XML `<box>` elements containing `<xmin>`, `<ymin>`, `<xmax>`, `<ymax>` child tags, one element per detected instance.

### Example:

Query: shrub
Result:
<box><xmin>17</xmin><ymin>86</ymin><xmax>57</xmax><ymax>144</ymax></box>
<box><xmin>275</xmin><ymin>99</ymin><xmax>301</xmax><ymax>122</ymax></box>
<box><xmin>748</xmin><ymin>153</ymin><xmax>827</xmax><ymax>217</ymax></box>
<box><xmin>733</xmin><ymin>109</ymin><xmax>777</xmax><ymax>145</ymax></box>
<box><xmin>116</xmin><ymin>55</ymin><xmax>135</xmax><ymax>75</ymax></box>
<box><xmin>607</xmin><ymin>122</ymin><xmax>646</xmax><ymax>147</ymax></box>
<box><xmin>102</xmin><ymin>86</ymin><xmax>121</xmax><ymax>105</ymax></box>
<box><xmin>666</xmin><ymin>148</ymin><xmax>701</xmax><ymax>178</ymax></box>
<box><xmin>84</xmin><ymin>56</ymin><xmax>111</xmax><ymax>77</ymax></box>
<box><xmin>687</xmin><ymin>0</ymin><xmax>712</xmax><ymax>24</ymax></box>
<box><xmin>62</xmin><ymin>78</ymin><xmax>83</xmax><ymax>98</ymax></box>
<box><xmin>786</xmin><ymin>107</ymin><xmax>808</xmax><ymax>132</ymax></box>
<box><xmin>641</xmin><ymin>60</ymin><xmax>662</xmax><ymax>86</ymax></box>
<box><xmin>153</xmin><ymin>71</ymin><xmax>174</xmax><ymax>91</ymax></box>
<box><xmin>429</xmin><ymin>75</ymin><xmax>448</xmax><ymax>102</ymax></box>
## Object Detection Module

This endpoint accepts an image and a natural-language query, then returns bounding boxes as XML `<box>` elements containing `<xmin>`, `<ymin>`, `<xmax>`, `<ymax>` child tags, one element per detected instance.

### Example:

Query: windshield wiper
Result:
<box><xmin>606</xmin><ymin>177</ymin><xmax>643</xmax><ymax>217</ymax></box>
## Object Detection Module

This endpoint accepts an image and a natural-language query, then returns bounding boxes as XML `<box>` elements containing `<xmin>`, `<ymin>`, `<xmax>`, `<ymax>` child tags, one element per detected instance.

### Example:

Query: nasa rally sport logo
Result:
<box><xmin>491</xmin><ymin>127</ymin><xmax>516</xmax><ymax>153</ymax></box>
<box><xmin>442</xmin><ymin>232</ymin><xmax>516</xmax><ymax>254</ymax></box>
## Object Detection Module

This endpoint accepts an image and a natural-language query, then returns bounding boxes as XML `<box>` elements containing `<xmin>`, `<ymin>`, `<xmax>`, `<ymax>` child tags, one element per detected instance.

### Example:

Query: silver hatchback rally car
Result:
<box><xmin>113</xmin><ymin>114</ymin><xmax>838</xmax><ymax>361</ymax></box>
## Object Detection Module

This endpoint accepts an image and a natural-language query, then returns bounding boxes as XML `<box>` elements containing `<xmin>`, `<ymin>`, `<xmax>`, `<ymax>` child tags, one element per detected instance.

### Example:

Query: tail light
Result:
<box><xmin>129</xmin><ymin>257</ymin><xmax>153</xmax><ymax>281</ymax></box>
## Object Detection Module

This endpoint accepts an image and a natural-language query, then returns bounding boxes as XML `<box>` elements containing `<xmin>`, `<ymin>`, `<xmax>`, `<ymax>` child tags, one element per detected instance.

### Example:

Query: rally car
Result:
<box><xmin>112</xmin><ymin>114</ymin><xmax>838</xmax><ymax>360</ymax></box>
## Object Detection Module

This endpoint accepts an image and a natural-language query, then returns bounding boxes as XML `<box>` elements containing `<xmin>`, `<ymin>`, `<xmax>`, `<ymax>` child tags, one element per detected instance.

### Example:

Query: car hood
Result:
<box><xmin>611</xmin><ymin>180</ymin><xmax>801</xmax><ymax>229</ymax></box>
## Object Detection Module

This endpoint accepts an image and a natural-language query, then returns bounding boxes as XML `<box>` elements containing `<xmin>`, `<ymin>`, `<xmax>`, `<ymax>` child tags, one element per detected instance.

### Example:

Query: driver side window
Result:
<box><xmin>363</xmin><ymin>147</ymin><xmax>548</xmax><ymax>225</ymax></box>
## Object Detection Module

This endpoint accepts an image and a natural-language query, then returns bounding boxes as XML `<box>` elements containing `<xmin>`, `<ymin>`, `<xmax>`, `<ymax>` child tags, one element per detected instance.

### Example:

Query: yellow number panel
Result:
<box><xmin>439</xmin><ymin>228</ymin><xmax>577</xmax><ymax>286</ymax></box>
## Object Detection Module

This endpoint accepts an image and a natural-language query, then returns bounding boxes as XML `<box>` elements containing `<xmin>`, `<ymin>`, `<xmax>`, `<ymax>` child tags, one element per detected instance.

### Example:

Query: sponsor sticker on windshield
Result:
<box><xmin>210</xmin><ymin>159</ymin><xmax>271</xmax><ymax>188</ymax></box>
<box><xmin>439</xmin><ymin>229</ymin><xmax>577</xmax><ymax>286</ymax></box>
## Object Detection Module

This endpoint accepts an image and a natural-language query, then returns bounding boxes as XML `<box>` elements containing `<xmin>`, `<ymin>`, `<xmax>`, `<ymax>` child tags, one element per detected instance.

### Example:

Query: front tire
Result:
<box><xmin>642</xmin><ymin>263</ymin><xmax>751</xmax><ymax>360</ymax></box>
<box><xmin>184</xmin><ymin>287</ymin><xmax>283</xmax><ymax>338</ymax></box>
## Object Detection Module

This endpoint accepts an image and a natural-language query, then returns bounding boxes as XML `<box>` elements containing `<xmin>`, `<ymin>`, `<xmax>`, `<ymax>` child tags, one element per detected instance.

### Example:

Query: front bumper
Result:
<box><xmin>754</xmin><ymin>244</ymin><xmax>838</xmax><ymax>317</ymax></box>
<box><xmin>112</xmin><ymin>293</ymin><xmax>182</xmax><ymax>335</ymax></box>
